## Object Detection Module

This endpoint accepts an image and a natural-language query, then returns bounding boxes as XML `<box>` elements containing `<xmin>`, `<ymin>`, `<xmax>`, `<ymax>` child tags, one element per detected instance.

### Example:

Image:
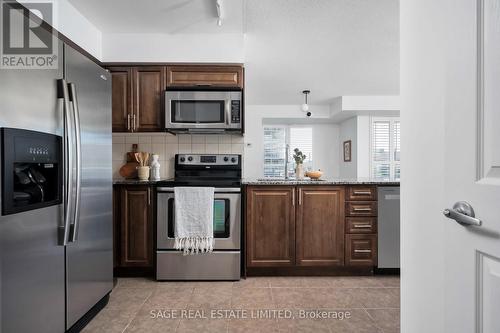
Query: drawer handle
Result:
<box><xmin>353</xmin><ymin>207</ymin><xmax>372</xmax><ymax>212</ymax></box>
<box><xmin>354</xmin><ymin>249</ymin><xmax>372</xmax><ymax>253</ymax></box>
<box><xmin>353</xmin><ymin>191</ymin><xmax>372</xmax><ymax>195</ymax></box>
<box><xmin>353</xmin><ymin>224</ymin><xmax>372</xmax><ymax>228</ymax></box>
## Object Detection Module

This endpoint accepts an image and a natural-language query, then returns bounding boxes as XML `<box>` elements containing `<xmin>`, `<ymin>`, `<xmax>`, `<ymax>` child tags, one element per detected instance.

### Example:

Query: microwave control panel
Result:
<box><xmin>231</xmin><ymin>100</ymin><xmax>241</xmax><ymax>124</ymax></box>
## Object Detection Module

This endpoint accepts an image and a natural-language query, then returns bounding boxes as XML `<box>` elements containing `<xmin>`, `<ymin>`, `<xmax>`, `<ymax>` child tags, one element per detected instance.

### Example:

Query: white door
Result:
<box><xmin>402</xmin><ymin>0</ymin><xmax>500</xmax><ymax>332</ymax></box>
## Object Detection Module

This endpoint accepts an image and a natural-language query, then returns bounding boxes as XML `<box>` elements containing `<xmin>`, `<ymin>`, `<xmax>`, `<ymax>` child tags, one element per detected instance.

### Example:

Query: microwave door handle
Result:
<box><xmin>68</xmin><ymin>82</ymin><xmax>82</xmax><ymax>242</ymax></box>
<box><xmin>225</xmin><ymin>99</ymin><xmax>231</xmax><ymax>125</ymax></box>
<box><xmin>57</xmin><ymin>79</ymin><xmax>73</xmax><ymax>246</ymax></box>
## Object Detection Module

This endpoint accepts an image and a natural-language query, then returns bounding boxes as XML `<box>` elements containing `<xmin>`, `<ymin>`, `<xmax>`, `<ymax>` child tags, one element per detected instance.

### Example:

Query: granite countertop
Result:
<box><xmin>114</xmin><ymin>178</ymin><xmax>400</xmax><ymax>186</ymax></box>
<box><xmin>242</xmin><ymin>178</ymin><xmax>400</xmax><ymax>185</ymax></box>
<box><xmin>113</xmin><ymin>178</ymin><xmax>170</xmax><ymax>185</ymax></box>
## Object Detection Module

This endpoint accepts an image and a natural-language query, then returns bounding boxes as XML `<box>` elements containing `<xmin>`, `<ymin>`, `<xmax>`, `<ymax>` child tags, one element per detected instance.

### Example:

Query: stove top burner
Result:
<box><xmin>157</xmin><ymin>154</ymin><xmax>242</xmax><ymax>188</ymax></box>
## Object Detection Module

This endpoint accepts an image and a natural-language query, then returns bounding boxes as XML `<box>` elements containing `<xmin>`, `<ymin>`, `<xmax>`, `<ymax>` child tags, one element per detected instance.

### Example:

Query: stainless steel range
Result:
<box><xmin>156</xmin><ymin>154</ymin><xmax>241</xmax><ymax>280</ymax></box>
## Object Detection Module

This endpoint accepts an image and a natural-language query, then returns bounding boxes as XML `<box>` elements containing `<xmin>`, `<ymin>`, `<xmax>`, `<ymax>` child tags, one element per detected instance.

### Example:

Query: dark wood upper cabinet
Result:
<box><xmin>109</xmin><ymin>64</ymin><xmax>244</xmax><ymax>132</ymax></box>
<box><xmin>246</xmin><ymin>186</ymin><xmax>295</xmax><ymax>267</ymax></box>
<box><xmin>109</xmin><ymin>66</ymin><xmax>166</xmax><ymax>132</ymax></box>
<box><xmin>119</xmin><ymin>186</ymin><xmax>153</xmax><ymax>267</ymax></box>
<box><xmin>296</xmin><ymin>186</ymin><xmax>345</xmax><ymax>266</ymax></box>
<box><xmin>167</xmin><ymin>65</ymin><xmax>243</xmax><ymax>88</ymax></box>
<box><xmin>133</xmin><ymin>67</ymin><xmax>166</xmax><ymax>132</ymax></box>
<box><xmin>109</xmin><ymin>67</ymin><xmax>132</xmax><ymax>132</ymax></box>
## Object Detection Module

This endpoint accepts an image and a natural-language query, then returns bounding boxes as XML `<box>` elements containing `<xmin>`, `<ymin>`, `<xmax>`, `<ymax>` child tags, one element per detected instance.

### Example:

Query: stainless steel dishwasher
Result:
<box><xmin>377</xmin><ymin>186</ymin><xmax>400</xmax><ymax>269</ymax></box>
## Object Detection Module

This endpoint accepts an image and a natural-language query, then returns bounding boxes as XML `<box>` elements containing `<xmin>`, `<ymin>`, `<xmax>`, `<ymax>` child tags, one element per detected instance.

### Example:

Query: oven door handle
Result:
<box><xmin>157</xmin><ymin>187</ymin><xmax>241</xmax><ymax>193</ymax></box>
<box><xmin>225</xmin><ymin>99</ymin><xmax>231</xmax><ymax>126</ymax></box>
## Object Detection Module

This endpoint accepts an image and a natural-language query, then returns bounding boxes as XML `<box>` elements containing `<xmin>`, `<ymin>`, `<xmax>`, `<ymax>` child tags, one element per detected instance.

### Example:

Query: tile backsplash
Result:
<box><xmin>112</xmin><ymin>133</ymin><xmax>245</xmax><ymax>180</ymax></box>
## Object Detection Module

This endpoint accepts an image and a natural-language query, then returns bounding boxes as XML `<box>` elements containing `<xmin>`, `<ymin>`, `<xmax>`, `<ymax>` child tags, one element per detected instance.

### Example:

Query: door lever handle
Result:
<box><xmin>443</xmin><ymin>201</ymin><xmax>482</xmax><ymax>226</ymax></box>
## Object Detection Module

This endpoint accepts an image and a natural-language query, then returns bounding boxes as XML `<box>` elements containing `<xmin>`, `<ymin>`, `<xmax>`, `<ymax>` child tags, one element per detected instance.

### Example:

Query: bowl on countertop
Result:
<box><xmin>305</xmin><ymin>170</ymin><xmax>323</xmax><ymax>180</ymax></box>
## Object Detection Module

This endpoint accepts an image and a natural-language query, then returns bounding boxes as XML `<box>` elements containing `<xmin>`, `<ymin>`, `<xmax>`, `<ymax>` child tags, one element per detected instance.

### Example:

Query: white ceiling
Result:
<box><xmin>243</xmin><ymin>0</ymin><xmax>399</xmax><ymax>105</ymax></box>
<box><xmin>67</xmin><ymin>0</ymin><xmax>244</xmax><ymax>33</ymax></box>
<box><xmin>67</xmin><ymin>0</ymin><xmax>399</xmax><ymax>105</ymax></box>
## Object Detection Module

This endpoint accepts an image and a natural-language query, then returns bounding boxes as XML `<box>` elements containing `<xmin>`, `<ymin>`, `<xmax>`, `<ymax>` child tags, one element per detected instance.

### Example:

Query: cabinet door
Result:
<box><xmin>109</xmin><ymin>67</ymin><xmax>132</xmax><ymax>132</ymax></box>
<box><xmin>296</xmin><ymin>186</ymin><xmax>345</xmax><ymax>266</ymax></box>
<box><xmin>120</xmin><ymin>186</ymin><xmax>153</xmax><ymax>267</ymax></box>
<box><xmin>132</xmin><ymin>66</ymin><xmax>166</xmax><ymax>132</ymax></box>
<box><xmin>246</xmin><ymin>186</ymin><xmax>295</xmax><ymax>267</ymax></box>
<box><xmin>167</xmin><ymin>65</ymin><xmax>243</xmax><ymax>88</ymax></box>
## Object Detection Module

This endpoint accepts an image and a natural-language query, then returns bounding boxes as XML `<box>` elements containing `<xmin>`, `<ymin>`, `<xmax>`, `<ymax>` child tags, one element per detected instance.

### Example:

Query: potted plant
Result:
<box><xmin>293</xmin><ymin>148</ymin><xmax>307</xmax><ymax>179</ymax></box>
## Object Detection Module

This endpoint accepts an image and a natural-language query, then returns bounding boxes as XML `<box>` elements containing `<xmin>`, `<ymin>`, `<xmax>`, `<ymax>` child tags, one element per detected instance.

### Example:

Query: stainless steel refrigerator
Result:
<box><xmin>0</xmin><ymin>29</ymin><xmax>113</xmax><ymax>333</ymax></box>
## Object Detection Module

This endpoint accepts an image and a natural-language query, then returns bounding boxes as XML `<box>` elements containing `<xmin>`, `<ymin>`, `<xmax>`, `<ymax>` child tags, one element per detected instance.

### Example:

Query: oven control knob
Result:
<box><xmin>188</xmin><ymin>156</ymin><xmax>193</xmax><ymax>162</ymax></box>
<box><xmin>180</xmin><ymin>157</ymin><xmax>186</xmax><ymax>162</ymax></box>
<box><xmin>231</xmin><ymin>157</ymin><xmax>237</xmax><ymax>163</ymax></box>
<box><xmin>223</xmin><ymin>156</ymin><xmax>229</xmax><ymax>162</ymax></box>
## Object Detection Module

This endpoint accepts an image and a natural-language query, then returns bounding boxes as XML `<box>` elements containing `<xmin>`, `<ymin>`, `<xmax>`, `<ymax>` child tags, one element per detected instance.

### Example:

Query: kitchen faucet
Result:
<box><xmin>285</xmin><ymin>144</ymin><xmax>290</xmax><ymax>179</ymax></box>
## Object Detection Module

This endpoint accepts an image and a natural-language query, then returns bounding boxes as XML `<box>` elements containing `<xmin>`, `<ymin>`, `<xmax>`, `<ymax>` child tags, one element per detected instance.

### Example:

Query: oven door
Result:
<box><xmin>157</xmin><ymin>187</ymin><xmax>241</xmax><ymax>250</ymax></box>
<box><xmin>165</xmin><ymin>90</ymin><xmax>242</xmax><ymax>130</ymax></box>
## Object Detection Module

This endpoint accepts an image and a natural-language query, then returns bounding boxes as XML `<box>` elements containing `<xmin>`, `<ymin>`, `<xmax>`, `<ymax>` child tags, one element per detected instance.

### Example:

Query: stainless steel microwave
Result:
<box><xmin>165</xmin><ymin>90</ymin><xmax>242</xmax><ymax>133</ymax></box>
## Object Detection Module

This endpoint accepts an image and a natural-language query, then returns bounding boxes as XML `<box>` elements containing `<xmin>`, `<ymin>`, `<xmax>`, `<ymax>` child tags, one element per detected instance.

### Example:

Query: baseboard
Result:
<box><xmin>66</xmin><ymin>293</ymin><xmax>110</xmax><ymax>333</ymax></box>
<box><xmin>246</xmin><ymin>266</ymin><xmax>375</xmax><ymax>276</ymax></box>
<box><xmin>374</xmin><ymin>267</ymin><xmax>400</xmax><ymax>275</ymax></box>
<box><xmin>114</xmin><ymin>266</ymin><xmax>154</xmax><ymax>277</ymax></box>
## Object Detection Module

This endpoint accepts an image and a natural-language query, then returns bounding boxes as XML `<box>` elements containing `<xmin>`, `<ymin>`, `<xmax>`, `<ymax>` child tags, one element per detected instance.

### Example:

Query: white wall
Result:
<box><xmin>401</xmin><ymin>0</ymin><xmax>445</xmax><ymax>331</ymax></box>
<box><xmin>338</xmin><ymin>117</ymin><xmax>358</xmax><ymax>178</ymax></box>
<box><xmin>356</xmin><ymin>116</ymin><xmax>371</xmax><ymax>177</ymax></box>
<box><xmin>19</xmin><ymin>0</ymin><xmax>102</xmax><ymax>59</ymax></box>
<box><xmin>102</xmin><ymin>33</ymin><xmax>244</xmax><ymax>63</ymax></box>
<box><xmin>311</xmin><ymin>124</ymin><xmax>340</xmax><ymax>180</ymax></box>
<box><xmin>341</xmin><ymin>95</ymin><xmax>400</xmax><ymax>111</ymax></box>
<box><xmin>244</xmin><ymin>105</ymin><xmax>339</xmax><ymax>179</ymax></box>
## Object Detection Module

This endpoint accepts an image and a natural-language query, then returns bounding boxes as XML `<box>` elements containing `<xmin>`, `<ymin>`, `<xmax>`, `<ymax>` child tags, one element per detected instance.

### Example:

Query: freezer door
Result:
<box><xmin>64</xmin><ymin>45</ymin><xmax>113</xmax><ymax>329</ymax></box>
<box><xmin>0</xmin><ymin>40</ymin><xmax>66</xmax><ymax>332</ymax></box>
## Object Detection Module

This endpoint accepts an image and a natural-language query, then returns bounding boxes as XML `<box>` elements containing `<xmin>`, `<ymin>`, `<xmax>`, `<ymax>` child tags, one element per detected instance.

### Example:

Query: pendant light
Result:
<box><xmin>301</xmin><ymin>90</ymin><xmax>312</xmax><ymax>117</ymax></box>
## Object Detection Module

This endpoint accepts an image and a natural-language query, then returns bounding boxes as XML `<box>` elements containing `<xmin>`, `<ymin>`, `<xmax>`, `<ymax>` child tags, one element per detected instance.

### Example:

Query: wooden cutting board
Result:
<box><xmin>119</xmin><ymin>162</ymin><xmax>138</xmax><ymax>179</ymax></box>
<box><xmin>120</xmin><ymin>147</ymin><xmax>140</xmax><ymax>179</ymax></box>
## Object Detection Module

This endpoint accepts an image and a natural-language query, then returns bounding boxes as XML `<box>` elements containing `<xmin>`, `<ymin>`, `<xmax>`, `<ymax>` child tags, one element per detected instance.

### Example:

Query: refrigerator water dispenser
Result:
<box><xmin>1</xmin><ymin>128</ymin><xmax>62</xmax><ymax>215</ymax></box>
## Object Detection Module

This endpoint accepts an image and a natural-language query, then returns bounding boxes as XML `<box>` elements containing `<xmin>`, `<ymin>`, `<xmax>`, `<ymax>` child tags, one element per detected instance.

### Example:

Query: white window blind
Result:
<box><xmin>263</xmin><ymin>127</ymin><xmax>286</xmax><ymax>178</ymax></box>
<box><xmin>263</xmin><ymin>126</ymin><xmax>313</xmax><ymax>178</ymax></box>
<box><xmin>371</xmin><ymin>118</ymin><xmax>400</xmax><ymax>180</ymax></box>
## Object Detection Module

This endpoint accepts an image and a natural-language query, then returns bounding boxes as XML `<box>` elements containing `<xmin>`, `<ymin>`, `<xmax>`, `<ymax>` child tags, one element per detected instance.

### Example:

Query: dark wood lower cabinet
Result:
<box><xmin>246</xmin><ymin>185</ymin><xmax>379</xmax><ymax>275</ymax></box>
<box><xmin>296</xmin><ymin>186</ymin><xmax>345</xmax><ymax>266</ymax></box>
<box><xmin>246</xmin><ymin>186</ymin><xmax>295</xmax><ymax>267</ymax></box>
<box><xmin>114</xmin><ymin>185</ymin><xmax>154</xmax><ymax>275</ymax></box>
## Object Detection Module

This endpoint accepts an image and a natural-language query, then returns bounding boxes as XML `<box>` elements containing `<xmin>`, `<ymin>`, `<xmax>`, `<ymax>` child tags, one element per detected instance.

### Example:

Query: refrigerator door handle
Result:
<box><xmin>68</xmin><ymin>82</ymin><xmax>82</xmax><ymax>242</ymax></box>
<box><xmin>57</xmin><ymin>79</ymin><xmax>73</xmax><ymax>246</ymax></box>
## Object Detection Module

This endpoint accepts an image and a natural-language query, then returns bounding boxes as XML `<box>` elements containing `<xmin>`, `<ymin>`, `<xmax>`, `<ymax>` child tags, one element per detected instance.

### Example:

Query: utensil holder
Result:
<box><xmin>137</xmin><ymin>166</ymin><xmax>150</xmax><ymax>181</ymax></box>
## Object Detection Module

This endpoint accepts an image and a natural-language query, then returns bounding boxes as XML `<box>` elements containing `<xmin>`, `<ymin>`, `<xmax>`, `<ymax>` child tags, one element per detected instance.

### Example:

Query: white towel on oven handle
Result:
<box><xmin>173</xmin><ymin>187</ymin><xmax>214</xmax><ymax>255</ymax></box>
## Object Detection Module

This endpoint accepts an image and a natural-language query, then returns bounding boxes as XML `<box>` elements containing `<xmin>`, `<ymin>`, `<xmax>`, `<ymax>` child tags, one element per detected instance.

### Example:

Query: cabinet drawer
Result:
<box><xmin>345</xmin><ymin>234</ymin><xmax>377</xmax><ymax>266</ymax></box>
<box><xmin>346</xmin><ymin>201</ymin><xmax>378</xmax><ymax>216</ymax></box>
<box><xmin>347</xmin><ymin>186</ymin><xmax>377</xmax><ymax>201</ymax></box>
<box><xmin>346</xmin><ymin>217</ymin><xmax>377</xmax><ymax>234</ymax></box>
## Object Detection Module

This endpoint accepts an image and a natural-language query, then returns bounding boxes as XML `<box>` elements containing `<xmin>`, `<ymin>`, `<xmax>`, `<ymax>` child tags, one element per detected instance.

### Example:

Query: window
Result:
<box><xmin>263</xmin><ymin>127</ymin><xmax>287</xmax><ymax>178</ymax></box>
<box><xmin>263</xmin><ymin>126</ymin><xmax>313</xmax><ymax>178</ymax></box>
<box><xmin>371</xmin><ymin>118</ymin><xmax>400</xmax><ymax>180</ymax></box>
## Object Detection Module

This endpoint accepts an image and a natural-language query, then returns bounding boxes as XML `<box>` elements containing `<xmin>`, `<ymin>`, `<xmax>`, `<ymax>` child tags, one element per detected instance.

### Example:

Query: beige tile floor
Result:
<box><xmin>82</xmin><ymin>276</ymin><xmax>400</xmax><ymax>333</ymax></box>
